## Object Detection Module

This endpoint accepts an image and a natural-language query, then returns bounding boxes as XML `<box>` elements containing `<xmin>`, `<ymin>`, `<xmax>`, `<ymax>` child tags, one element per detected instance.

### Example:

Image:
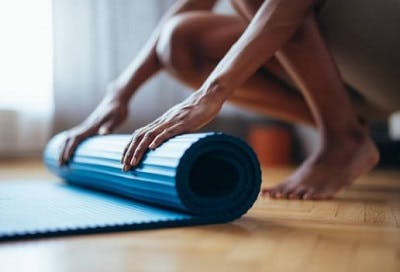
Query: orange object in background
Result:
<box><xmin>247</xmin><ymin>125</ymin><xmax>292</xmax><ymax>166</ymax></box>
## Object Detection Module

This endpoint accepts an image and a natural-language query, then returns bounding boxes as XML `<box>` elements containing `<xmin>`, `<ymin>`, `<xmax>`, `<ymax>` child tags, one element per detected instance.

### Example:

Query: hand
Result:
<box><xmin>59</xmin><ymin>91</ymin><xmax>129</xmax><ymax>166</ymax></box>
<box><xmin>121</xmin><ymin>90</ymin><xmax>224</xmax><ymax>171</ymax></box>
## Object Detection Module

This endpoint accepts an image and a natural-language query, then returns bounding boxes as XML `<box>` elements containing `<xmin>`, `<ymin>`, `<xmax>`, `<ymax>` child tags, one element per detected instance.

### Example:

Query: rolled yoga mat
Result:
<box><xmin>0</xmin><ymin>132</ymin><xmax>261</xmax><ymax>240</ymax></box>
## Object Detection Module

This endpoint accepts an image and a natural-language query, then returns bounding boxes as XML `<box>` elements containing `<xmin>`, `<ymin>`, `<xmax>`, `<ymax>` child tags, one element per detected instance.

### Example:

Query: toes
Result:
<box><xmin>275</xmin><ymin>191</ymin><xmax>288</xmax><ymax>199</ymax></box>
<box><xmin>262</xmin><ymin>183</ymin><xmax>289</xmax><ymax>199</ymax></box>
<box><xmin>262</xmin><ymin>183</ymin><xmax>311</xmax><ymax>200</ymax></box>
<box><xmin>280</xmin><ymin>183</ymin><xmax>301</xmax><ymax>199</ymax></box>
<box><xmin>264</xmin><ymin>184</ymin><xmax>335</xmax><ymax>201</ymax></box>
<box><xmin>273</xmin><ymin>185</ymin><xmax>290</xmax><ymax>199</ymax></box>
<box><xmin>302</xmin><ymin>189</ymin><xmax>316</xmax><ymax>200</ymax></box>
<box><xmin>288</xmin><ymin>187</ymin><xmax>307</xmax><ymax>200</ymax></box>
<box><xmin>271</xmin><ymin>183</ymin><xmax>298</xmax><ymax>199</ymax></box>
<box><xmin>261</xmin><ymin>187</ymin><xmax>273</xmax><ymax>197</ymax></box>
<box><xmin>264</xmin><ymin>188</ymin><xmax>280</xmax><ymax>199</ymax></box>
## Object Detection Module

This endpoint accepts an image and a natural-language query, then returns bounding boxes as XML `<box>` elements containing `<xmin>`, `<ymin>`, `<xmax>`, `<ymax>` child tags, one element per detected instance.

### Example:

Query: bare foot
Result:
<box><xmin>262</xmin><ymin>132</ymin><xmax>380</xmax><ymax>200</ymax></box>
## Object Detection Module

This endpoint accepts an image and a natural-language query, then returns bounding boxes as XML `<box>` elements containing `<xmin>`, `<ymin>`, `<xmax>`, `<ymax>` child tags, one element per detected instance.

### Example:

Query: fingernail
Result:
<box><xmin>130</xmin><ymin>157</ymin><xmax>136</xmax><ymax>166</ymax></box>
<box><xmin>122</xmin><ymin>164</ymin><xmax>129</xmax><ymax>172</ymax></box>
<box><xmin>149</xmin><ymin>143</ymin><xmax>155</xmax><ymax>149</ymax></box>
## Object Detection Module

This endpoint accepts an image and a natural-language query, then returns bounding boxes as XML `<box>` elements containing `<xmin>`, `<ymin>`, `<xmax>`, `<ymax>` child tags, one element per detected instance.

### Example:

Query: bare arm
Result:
<box><xmin>121</xmin><ymin>0</ymin><xmax>315</xmax><ymax>169</ymax></box>
<box><xmin>200</xmin><ymin>0</ymin><xmax>314</xmax><ymax>101</ymax></box>
<box><xmin>60</xmin><ymin>0</ymin><xmax>217</xmax><ymax>165</ymax></box>
<box><xmin>111</xmin><ymin>0</ymin><xmax>218</xmax><ymax>101</ymax></box>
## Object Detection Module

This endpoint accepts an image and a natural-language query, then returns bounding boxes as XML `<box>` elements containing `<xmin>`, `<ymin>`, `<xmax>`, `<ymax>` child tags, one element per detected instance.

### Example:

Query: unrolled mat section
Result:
<box><xmin>0</xmin><ymin>133</ymin><xmax>261</xmax><ymax>240</ymax></box>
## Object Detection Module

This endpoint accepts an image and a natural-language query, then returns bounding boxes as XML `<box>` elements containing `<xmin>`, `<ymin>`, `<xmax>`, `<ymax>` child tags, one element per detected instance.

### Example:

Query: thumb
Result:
<box><xmin>98</xmin><ymin>120</ymin><xmax>115</xmax><ymax>135</ymax></box>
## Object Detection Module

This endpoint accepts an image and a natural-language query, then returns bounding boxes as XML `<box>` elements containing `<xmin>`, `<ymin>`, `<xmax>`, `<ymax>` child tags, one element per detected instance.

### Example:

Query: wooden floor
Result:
<box><xmin>0</xmin><ymin>159</ymin><xmax>399</xmax><ymax>272</ymax></box>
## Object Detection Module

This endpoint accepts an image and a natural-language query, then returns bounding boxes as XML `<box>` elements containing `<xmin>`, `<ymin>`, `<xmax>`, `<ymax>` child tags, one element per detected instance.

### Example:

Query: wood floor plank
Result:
<box><xmin>0</xmin><ymin>159</ymin><xmax>399</xmax><ymax>272</ymax></box>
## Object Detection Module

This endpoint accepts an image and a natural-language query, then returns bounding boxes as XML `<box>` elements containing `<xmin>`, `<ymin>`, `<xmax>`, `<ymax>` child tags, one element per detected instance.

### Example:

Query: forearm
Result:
<box><xmin>200</xmin><ymin>0</ymin><xmax>314</xmax><ymax>100</ymax></box>
<box><xmin>110</xmin><ymin>0</ymin><xmax>217</xmax><ymax>102</ymax></box>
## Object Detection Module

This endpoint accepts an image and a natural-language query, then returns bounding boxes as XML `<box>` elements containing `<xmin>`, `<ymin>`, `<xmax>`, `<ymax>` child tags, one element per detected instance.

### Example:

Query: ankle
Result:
<box><xmin>321</xmin><ymin>125</ymin><xmax>370</xmax><ymax>148</ymax></box>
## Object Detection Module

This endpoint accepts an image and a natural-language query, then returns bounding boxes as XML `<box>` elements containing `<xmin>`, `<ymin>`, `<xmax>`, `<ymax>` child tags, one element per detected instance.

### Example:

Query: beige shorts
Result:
<box><xmin>316</xmin><ymin>0</ymin><xmax>400</xmax><ymax>119</ymax></box>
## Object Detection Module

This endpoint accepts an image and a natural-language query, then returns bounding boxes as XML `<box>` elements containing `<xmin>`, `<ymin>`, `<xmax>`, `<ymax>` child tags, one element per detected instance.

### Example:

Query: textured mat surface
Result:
<box><xmin>0</xmin><ymin>133</ymin><xmax>261</xmax><ymax>240</ymax></box>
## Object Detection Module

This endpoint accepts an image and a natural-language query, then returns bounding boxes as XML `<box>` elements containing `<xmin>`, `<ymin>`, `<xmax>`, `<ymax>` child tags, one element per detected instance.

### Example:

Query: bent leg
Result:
<box><xmin>156</xmin><ymin>12</ymin><xmax>314</xmax><ymax>125</ymax></box>
<box><xmin>155</xmin><ymin>10</ymin><xmax>379</xmax><ymax>200</ymax></box>
<box><xmin>230</xmin><ymin>0</ymin><xmax>390</xmax><ymax>121</ymax></box>
<box><xmin>228</xmin><ymin>0</ymin><xmax>380</xmax><ymax>200</ymax></box>
<box><xmin>265</xmin><ymin>13</ymin><xmax>380</xmax><ymax>200</ymax></box>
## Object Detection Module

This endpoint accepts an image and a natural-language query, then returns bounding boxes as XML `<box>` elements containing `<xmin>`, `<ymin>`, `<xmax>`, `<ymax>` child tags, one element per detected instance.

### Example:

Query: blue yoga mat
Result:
<box><xmin>0</xmin><ymin>132</ymin><xmax>261</xmax><ymax>241</ymax></box>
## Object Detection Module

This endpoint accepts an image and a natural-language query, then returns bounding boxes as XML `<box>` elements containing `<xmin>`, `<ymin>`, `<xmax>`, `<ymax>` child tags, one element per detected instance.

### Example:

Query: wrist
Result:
<box><xmin>199</xmin><ymin>77</ymin><xmax>232</xmax><ymax>104</ymax></box>
<box><xmin>105</xmin><ymin>81</ymin><xmax>132</xmax><ymax>105</ymax></box>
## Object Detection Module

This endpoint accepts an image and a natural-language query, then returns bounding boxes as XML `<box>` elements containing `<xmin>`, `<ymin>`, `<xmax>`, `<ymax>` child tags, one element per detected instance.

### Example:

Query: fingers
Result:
<box><xmin>149</xmin><ymin>123</ymin><xmax>183</xmax><ymax>150</ymax></box>
<box><xmin>121</xmin><ymin>137</ymin><xmax>133</xmax><ymax>164</ymax></box>
<box><xmin>121</xmin><ymin>123</ymin><xmax>185</xmax><ymax>172</ymax></box>
<box><xmin>121</xmin><ymin>128</ymin><xmax>150</xmax><ymax>165</ymax></box>
<box><xmin>59</xmin><ymin>101</ymin><xmax>126</xmax><ymax>166</ymax></box>
<box><xmin>129</xmin><ymin>130</ymin><xmax>158</xmax><ymax>166</ymax></box>
<box><xmin>59</xmin><ymin>135</ymin><xmax>83</xmax><ymax>166</ymax></box>
<box><xmin>121</xmin><ymin>132</ymin><xmax>143</xmax><ymax>170</ymax></box>
<box><xmin>59</xmin><ymin>127</ymin><xmax>98</xmax><ymax>166</ymax></box>
<box><xmin>122</xmin><ymin>126</ymin><xmax>165</xmax><ymax>171</ymax></box>
<box><xmin>59</xmin><ymin>137</ymin><xmax>70</xmax><ymax>166</ymax></box>
<box><xmin>62</xmin><ymin>136</ymin><xmax>82</xmax><ymax>164</ymax></box>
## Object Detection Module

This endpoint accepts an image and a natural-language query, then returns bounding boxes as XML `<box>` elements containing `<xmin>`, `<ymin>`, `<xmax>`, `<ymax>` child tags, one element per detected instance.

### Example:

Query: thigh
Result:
<box><xmin>317</xmin><ymin>0</ymin><xmax>400</xmax><ymax>113</ymax></box>
<box><xmin>159</xmin><ymin>12</ymin><xmax>245</xmax><ymax>86</ymax></box>
<box><xmin>170</xmin><ymin>12</ymin><xmax>244</xmax><ymax>58</ymax></box>
<box><xmin>176</xmin><ymin>11</ymin><xmax>291</xmax><ymax>90</ymax></box>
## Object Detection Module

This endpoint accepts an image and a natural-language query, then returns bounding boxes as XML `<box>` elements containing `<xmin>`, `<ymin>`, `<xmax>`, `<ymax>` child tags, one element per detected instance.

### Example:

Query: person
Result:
<box><xmin>58</xmin><ymin>0</ymin><xmax>399</xmax><ymax>200</ymax></box>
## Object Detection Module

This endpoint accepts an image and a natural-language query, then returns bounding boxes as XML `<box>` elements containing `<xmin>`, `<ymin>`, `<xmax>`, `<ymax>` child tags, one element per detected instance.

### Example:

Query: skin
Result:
<box><xmin>60</xmin><ymin>0</ymin><xmax>380</xmax><ymax>200</ymax></box>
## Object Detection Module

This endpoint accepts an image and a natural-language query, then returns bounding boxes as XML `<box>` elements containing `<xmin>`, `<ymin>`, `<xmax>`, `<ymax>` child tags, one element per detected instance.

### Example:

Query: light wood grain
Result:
<box><xmin>0</xmin><ymin>159</ymin><xmax>399</xmax><ymax>272</ymax></box>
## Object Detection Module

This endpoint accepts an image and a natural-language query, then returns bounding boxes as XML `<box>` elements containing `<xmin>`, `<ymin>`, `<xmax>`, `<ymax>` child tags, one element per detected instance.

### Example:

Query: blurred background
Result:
<box><xmin>0</xmin><ymin>0</ymin><xmax>399</xmax><ymax>166</ymax></box>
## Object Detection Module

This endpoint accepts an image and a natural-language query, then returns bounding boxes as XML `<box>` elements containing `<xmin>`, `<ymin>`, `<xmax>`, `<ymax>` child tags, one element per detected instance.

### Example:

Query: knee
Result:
<box><xmin>156</xmin><ymin>14</ymin><xmax>197</xmax><ymax>72</ymax></box>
